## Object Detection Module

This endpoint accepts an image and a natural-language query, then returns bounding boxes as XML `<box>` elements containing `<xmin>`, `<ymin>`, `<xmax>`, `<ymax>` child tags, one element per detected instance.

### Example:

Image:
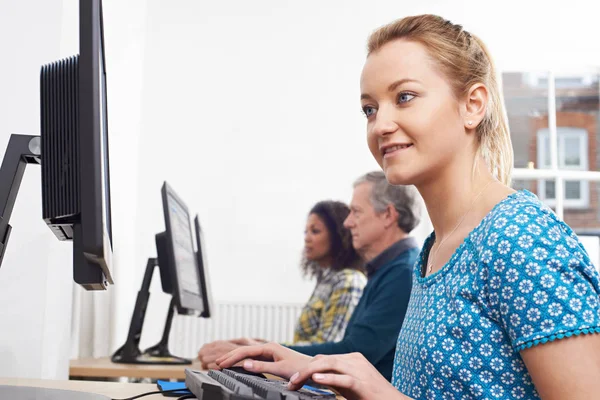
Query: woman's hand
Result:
<box><xmin>229</xmin><ymin>337</ymin><xmax>267</xmax><ymax>346</ymax></box>
<box><xmin>286</xmin><ymin>352</ymin><xmax>408</xmax><ymax>400</ymax></box>
<box><xmin>216</xmin><ymin>342</ymin><xmax>312</xmax><ymax>379</ymax></box>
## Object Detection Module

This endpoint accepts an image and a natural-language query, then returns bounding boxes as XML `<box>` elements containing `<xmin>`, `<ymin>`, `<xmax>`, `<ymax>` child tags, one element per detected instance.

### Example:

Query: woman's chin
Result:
<box><xmin>383</xmin><ymin>166</ymin><xmax>414</xmax><ymax>186</ymax></box>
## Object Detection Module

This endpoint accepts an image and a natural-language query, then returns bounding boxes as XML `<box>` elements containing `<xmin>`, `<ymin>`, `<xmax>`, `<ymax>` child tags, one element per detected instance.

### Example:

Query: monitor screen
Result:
<box><xmin>161</xmin><ymin>183</ymin><xmax>204</xmax><ymax>313</ymax></box>
<box><xmin>167</xmin><ymin>193</ymin><xmax>200</xmax><ymax>297</ymax></box>
<box><xmin>194</xmin><ymin>215</ymin><xmax>214</xmax><ymax>318</ymax></box>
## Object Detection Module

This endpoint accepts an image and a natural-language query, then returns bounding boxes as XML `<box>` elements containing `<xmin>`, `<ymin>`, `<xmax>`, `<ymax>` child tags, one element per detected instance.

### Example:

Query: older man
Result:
<box><xmin>199</xmin><ymin>171</ymin><xmax>422</xmax><ymax>381</ymax></box>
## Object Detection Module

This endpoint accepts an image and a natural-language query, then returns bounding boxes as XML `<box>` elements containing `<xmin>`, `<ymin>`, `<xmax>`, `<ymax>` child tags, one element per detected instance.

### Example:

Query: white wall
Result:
<box><xmin>0</xmin><ymin>0</ymin><xmax>73</xmax><ymax>379</ymax></box>
<box><xmin>97</xmin><ymin>0</ymin><xmax>148</xmax><ymax>359</ymax></box>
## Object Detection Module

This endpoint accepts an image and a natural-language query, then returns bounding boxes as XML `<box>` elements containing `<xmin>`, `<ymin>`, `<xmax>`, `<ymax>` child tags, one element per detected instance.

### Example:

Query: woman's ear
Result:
<box><xmin>463</xmin><ymin>83</ymin><xmax>489</xmax><ymax>131</ymax></box>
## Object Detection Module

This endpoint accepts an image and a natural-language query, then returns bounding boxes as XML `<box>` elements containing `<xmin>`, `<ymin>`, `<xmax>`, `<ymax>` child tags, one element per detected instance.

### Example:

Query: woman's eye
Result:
<box><xmin>362</xmin><ymin>106</ymin><xmax>376</xmax><ymax>118</ymax></box>
<box><xmin>397</xmin><ymin>92</ymin><xmax>416</xmax><ymax>104</ymax></box>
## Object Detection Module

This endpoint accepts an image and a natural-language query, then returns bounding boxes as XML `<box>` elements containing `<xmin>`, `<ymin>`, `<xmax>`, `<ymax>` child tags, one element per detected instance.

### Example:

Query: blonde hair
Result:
<box><xmin>367</xmin><ymin>15</ymin><xmax>513</xmax><ymax>185</ymax></box>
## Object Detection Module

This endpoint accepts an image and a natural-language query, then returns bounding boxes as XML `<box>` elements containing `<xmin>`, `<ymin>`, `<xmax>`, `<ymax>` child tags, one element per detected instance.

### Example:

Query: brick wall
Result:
<box><xmin>529</xmin><ymin>112</ymin><xmax>599</xmax><ymax>230</ymax></box>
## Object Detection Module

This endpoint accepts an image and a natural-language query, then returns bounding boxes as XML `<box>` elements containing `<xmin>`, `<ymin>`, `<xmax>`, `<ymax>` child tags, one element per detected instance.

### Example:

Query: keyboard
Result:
<box><xmin>185</xmin><ymin>368</ymin><xmax>337</xmax><ymax>400</ymax></box>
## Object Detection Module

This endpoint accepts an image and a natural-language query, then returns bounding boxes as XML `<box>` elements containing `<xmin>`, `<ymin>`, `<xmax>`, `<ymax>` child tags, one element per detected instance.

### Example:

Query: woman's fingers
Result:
<box><xmin>205</xmin><ymin>362</ymin><xmax>219</xmax><ymax>370</ymax></box>
<box><xmin>311</xmin><ymin>373</ymin><xmax>356</xmax><ymax>390</ymax></box>
<box><xmin>216</xmin><ymin>344</ymin><xmax>275</xmax><ymax>368</ymax></box>
<box><xmin>287</xmin><ymin>355</ymin><xmax>350</xmax><ymax>391</ymax></box>
<box><xmin>241</xmin><ymin>360</ymin><xmax>297</xmax><ymax>379</ymax></box>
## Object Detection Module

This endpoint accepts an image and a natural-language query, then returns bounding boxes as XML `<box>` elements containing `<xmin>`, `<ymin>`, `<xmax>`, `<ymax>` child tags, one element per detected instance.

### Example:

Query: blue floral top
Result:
<box><xmin>393</xmin><ymin>190</ymin><xmax>600</xmax><ymax>399</ymax></box>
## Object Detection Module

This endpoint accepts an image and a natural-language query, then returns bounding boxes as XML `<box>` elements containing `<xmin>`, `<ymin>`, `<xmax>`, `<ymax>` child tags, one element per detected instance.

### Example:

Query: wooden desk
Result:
<box><xmin>0</xmin><ymin>378</ymin><xmax>162</xmax><ymax>398</ymax></box>
<box><xmin>70</xmin><ymin>357</ymin><xmax>203</xmax><ymax>380</ymax></box>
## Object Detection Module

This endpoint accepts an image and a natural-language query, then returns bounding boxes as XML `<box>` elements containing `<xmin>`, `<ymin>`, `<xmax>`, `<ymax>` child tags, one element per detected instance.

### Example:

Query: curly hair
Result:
<box><xmin>300</xmin><ymin>200</ymin><xmax>364</xmax><ymax>280</ymax></box>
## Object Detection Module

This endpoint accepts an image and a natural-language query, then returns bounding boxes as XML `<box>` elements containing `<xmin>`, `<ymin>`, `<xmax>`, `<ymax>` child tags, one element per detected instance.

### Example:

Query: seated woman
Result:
<box><xmin>292</xmin><ymin>200</ymin><xmax>367</xmax><ymax>345</ymax></box>
<box><xmin>198</xmin><ymin>200</ymin><xmax>367</xmax><ymax>368</ymax></box>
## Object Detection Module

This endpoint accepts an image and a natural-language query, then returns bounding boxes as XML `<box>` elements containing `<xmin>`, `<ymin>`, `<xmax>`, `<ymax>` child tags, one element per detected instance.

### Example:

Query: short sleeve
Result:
<box><xmin>482</xmin><ymin>201</ymin><xmax>600</xmax><ymax>352</ymax></box>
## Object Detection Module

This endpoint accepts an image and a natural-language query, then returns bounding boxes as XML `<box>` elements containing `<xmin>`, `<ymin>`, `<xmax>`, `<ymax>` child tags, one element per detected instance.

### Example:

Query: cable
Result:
<box><xmin>176</xmin><ymin>395</ymin><xmax>196</xmax><ymax>400</ymax></box>
<box><xmin>112</xmin><ymin>388</ymin><xmax>190</xmax><ymax>400</ymax></box>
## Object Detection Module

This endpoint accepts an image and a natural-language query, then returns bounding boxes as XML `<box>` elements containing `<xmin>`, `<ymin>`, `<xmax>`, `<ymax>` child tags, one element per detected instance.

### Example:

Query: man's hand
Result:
<box><xmin>229</xmin><ymin>337</ymin><xmax>267</xmax><ymax>346</ymax></box>
<box><xmin>198</xmin><ymin>340</ymin><xmax>242</xmax><ymax>369</ymax></box>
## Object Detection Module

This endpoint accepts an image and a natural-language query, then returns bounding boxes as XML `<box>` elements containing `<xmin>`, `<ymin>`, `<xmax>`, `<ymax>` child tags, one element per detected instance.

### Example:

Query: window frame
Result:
<box><xmin>537</xmin><ymin>127</ymin><xmax>589</xmax><ymax>209</ymax></box>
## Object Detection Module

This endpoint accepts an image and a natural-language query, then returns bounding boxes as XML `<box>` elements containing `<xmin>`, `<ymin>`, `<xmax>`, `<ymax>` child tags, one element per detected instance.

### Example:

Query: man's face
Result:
<box><xmin>343</xmin><ymin>182</ymin><xmax>388</xmax><ymax>256</ymax></box>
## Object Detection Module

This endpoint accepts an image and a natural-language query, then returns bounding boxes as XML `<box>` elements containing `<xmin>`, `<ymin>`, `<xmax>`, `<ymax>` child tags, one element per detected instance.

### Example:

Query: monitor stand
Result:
<box><xmin>0</xmin><ymin>138</ymin><xmax>108</xmax><ymax>399</ymax></box>
<box><xmin>142</xmin><ymin>297</ymin><xmax>191</xmax><ymax>364</ymax></box>
<box><xmin>0</xmin><ymin>386</ymin><xmax>109</xmax><ymax>400</ymax></box>
<box><xmin>111</xmin><ymin>258</ymin><xmax>191</xmax><ymax>365</ymax></box>
<box><xmin>0</xmin><ymin>134</ymin><xmax>41</xmax><ymax>269</ymax></box>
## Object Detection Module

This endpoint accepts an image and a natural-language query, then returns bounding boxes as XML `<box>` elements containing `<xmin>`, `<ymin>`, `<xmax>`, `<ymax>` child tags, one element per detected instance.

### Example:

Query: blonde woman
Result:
<box><xmin>218</xmin><ymin>14</ymin><xmax>600</xmax><ymax>399</ymax></box>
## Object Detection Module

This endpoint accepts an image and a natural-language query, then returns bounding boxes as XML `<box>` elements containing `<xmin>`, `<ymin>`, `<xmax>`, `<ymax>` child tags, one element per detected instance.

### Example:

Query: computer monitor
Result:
<box><xmin>157</xmin><ymin>182</ymin><xmax>205</xmax><ymax>314</ymax></box>
<box><xmin>112</xmin><ymin>182</ymin><xmax>212</xmax><ymax>364</ymax></box>
<box><xmin>0</xmin><ymin>0</ymin><xmax>112</xmax><ymax>292</ymax></box>
<box><xmin>40</xmin><ymin>0</ymin><xmax>112</xmax><ymax>289</ymax></box>
<box><xmin>0</xmin><ymin>0</ymin><xmax>114</xmax><ymax>398</ymax></box>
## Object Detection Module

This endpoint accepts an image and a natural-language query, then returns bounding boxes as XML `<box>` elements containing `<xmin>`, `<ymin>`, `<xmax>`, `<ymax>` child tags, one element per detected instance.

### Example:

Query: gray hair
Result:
<box><xmin>354</xmin><ymin>171</ymin><xmax>422</xmax><ymax>233</ymax></box>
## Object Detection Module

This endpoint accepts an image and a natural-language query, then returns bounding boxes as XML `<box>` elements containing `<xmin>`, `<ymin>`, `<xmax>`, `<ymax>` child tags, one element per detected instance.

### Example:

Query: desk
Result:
<box><xmin>70</xmin><ymin>357</ymin><xmax>203</xmax><ymax>380</ymax></box>
<box><xmin>0</xmin><ymin>378</ymin><xmax>162</xmax><ymax>398</ymax></box>
<box><xmin>69</xmin><ymin>358</ymin><xmax>345</xmax><ymax>399</ymax></box>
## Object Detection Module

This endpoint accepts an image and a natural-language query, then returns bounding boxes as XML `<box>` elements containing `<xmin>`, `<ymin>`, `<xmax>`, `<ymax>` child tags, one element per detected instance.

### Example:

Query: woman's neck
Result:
<box><xmin>417</xmin><ymin>156</ymin><xmax>498</xmax><ymax>240</ymax></box>
<box><xmin>315</xmin><ymin>256</ymin><xmax>333</xmax><ymax>269</ymax></box>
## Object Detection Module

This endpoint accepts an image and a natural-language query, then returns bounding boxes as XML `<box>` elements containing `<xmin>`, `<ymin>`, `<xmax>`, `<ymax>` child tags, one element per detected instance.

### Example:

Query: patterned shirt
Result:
<box><xmin>393</xmin><ymin>190</ymin><xmax>600</xmax><ymax>399</ymax></box>
<box><xmin>293</xmin><ymin>268</ymin><xmax>367</xmax><ymax>345</ymax></box>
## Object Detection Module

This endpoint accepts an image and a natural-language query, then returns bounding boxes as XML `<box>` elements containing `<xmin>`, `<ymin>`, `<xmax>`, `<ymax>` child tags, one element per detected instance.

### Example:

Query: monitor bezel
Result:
<box><xmin>78</xmin><ymin>0</ymin><xmax>114</xmax><ymax>284</ymax></box>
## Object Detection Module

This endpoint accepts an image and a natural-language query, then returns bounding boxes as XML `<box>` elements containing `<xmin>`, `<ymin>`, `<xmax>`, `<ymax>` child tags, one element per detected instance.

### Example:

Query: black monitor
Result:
<box><xmin>156</xmin><ymin>182</ymin><xmax>205</xmax><ymax>314</ymax></box>
<box><xmin>0</xmin><ymin>0</ymin><xmax>112</xmax><ymax>291</ymax></box>
<box><xmin>0</xmin><ymin>0</ymin><xmax>114</xmax><ymax>398</ymax></box>
<box><xmin>112</xmin><ymin>182</ymin><xmax>212</xmax><ymax>365</ymax></box>
<box><xmin>40</xmin><ymin>0</ymin><xmax>112</xmax><ymax>289</ymax></box>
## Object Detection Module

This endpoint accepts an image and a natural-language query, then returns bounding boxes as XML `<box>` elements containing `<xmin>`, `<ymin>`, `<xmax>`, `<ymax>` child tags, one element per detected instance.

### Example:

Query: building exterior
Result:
<box><xmin>503</xmin><ymin>72</ymin><xmax>600</xmax><ymax>234</ymax></box>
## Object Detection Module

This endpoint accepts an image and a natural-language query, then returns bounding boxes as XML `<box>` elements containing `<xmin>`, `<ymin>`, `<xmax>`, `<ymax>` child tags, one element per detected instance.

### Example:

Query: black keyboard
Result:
<box><xmin>185</xmin><ymin>368</ymin><xmax>337</xmax><ymax>400</ymax></box>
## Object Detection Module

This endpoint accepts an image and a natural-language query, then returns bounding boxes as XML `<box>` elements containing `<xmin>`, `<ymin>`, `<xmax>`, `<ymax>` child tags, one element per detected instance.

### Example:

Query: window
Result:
<box><xmin>537</xmin><ymin>127</ymin><xmax>589</xmax><ymax>208</ymax></box>
<box><xmin>530</xmin><ymin>73</ymin><xmax>599</xmax><ymax>88</ymax></box>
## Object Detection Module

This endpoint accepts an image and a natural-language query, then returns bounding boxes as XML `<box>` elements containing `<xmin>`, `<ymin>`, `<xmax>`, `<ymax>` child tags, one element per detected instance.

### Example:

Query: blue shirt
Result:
<box><xmin>289</xmin><ymin>238</ymin><xmax>419</xmax><ymax>382</ymax></box>
<box><xmin>393</xmin><ymin>190</ymin><xmax>600</xmax><ymax>399</ymax></box>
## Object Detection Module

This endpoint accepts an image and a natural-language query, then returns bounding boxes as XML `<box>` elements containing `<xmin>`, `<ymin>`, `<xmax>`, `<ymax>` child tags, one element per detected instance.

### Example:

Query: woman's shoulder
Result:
<box><xmin>471</xmin><ymin>189</ymin><xmax>568</xmax><ymax>248</ymax></box>
<box><xmin>471</xmin><ymin>190</ymin><xmax>596</xmax><ymax>275</ymax></box>
<box><xmin>327</xmin><ymin>268</ymin><xmax>367</xmax><ymax>287</ymax></box>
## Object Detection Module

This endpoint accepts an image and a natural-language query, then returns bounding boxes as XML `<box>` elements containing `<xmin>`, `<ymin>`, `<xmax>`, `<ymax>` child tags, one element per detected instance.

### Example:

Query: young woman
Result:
<box><xmin>293</xmin><ymin>200</ymin><xmax>367</xmax><ymax>345</ymax></box>
<box><xmin>198</xmin><ymin>200</ymin><xmax>366</xmax><ymax>368</ymax></box>
<box><xmin>216</xmin><ymin>14</ymin><xmax>600</xmax><ymax>399</ymax></box>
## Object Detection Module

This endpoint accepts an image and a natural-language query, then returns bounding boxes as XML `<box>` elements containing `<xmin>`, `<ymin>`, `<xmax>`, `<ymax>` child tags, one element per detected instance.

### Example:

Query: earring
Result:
<box><xmin>467</xmin><ymin>121</ymin><xmax>473</xmax><ymax>126</ymax></box>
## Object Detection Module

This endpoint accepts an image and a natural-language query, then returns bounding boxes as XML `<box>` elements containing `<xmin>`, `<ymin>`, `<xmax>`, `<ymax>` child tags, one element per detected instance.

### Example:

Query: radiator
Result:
<box><xmin>170</xmin><ymin>301</ymin><xmax>304</xmax><ymax>358</ymax></box>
